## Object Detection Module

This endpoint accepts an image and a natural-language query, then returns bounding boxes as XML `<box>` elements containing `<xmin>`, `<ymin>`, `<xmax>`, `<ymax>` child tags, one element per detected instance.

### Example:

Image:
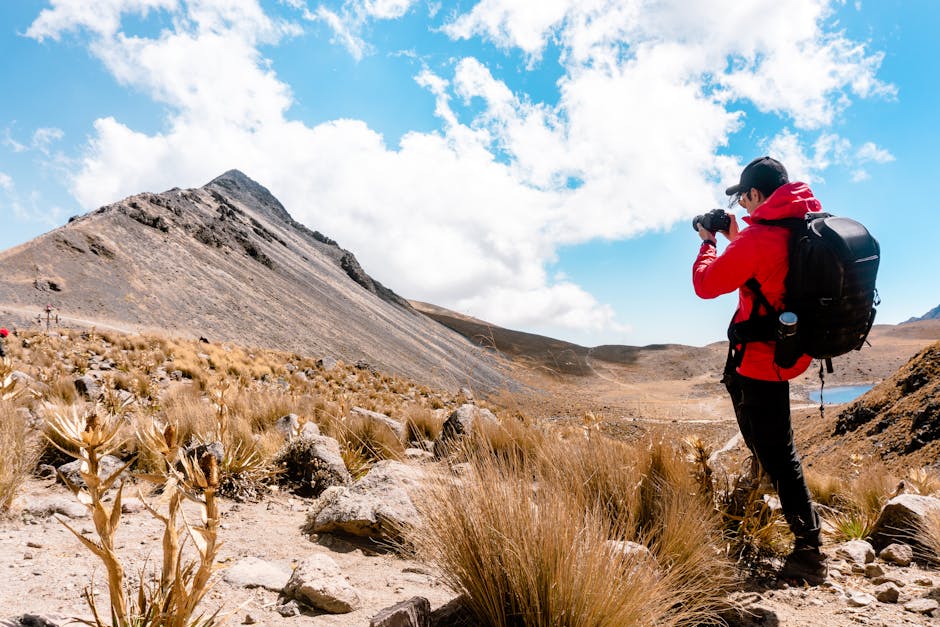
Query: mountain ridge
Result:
<box><xmin>0</xmin><ymin>171</ymin><xmax>509</xmax><ymax>391</ymax></box>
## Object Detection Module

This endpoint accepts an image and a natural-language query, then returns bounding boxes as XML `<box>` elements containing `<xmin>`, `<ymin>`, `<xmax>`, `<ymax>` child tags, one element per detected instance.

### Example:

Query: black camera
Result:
<box><xmin>691</xmin><ymin>208</ymin><xmax>731</xmax><ymax>234</ymax></box>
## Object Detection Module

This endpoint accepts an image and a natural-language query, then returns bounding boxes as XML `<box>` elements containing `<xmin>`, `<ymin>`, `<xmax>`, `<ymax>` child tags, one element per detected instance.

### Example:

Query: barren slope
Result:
<box><xmin>0</xmin><ymin>171</ymin><xmax>509</xmax><ymax>392</ymax></box>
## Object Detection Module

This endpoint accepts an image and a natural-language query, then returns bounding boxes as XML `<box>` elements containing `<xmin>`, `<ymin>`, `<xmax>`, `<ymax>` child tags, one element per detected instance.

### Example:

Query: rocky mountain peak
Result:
<box><xmin>205</xmin><ymin>169</ymin><xmax>292</xmax><ymax>225</ymax></box>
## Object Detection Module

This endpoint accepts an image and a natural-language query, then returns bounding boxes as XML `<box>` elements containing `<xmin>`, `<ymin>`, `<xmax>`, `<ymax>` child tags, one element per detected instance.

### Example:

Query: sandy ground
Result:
<box><xmin>0</xmin><ymin>477</ymin><xmax>455</xmax><ymax>624</ymax></box>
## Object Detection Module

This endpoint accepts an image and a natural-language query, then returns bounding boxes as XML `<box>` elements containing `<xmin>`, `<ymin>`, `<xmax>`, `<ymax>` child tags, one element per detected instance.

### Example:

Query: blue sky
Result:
<box><xmin>0</xmin><ymin>0</ymin><xmax>936</xmax><ymax>347</ymax></box>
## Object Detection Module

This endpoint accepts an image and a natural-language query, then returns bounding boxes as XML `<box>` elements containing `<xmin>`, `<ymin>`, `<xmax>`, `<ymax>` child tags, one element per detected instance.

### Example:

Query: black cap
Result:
<box><xmin>724</xmin><ymin>156</ymin><xmax>789</xmax><ymax>196</ymax></box>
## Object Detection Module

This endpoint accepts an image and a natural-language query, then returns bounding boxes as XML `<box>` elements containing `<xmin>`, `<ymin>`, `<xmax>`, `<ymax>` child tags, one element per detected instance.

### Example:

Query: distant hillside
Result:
<box><xmin>0</xmin><ymin>171</ymin><xmax>510</xmax><ymax>392</ymax></box>
<box><xmin>905</xmin><ymin>304</ymin><xmax>940</xmax><ymax>323</ymax></box>
<box><xmin>409</xmin><ymin>300</ymin><xmax>713</xmax><ymax>379</ymax></box>
<box><xmin>804</xmin><ymin>340</ymin><xmax>940</xmax><ymax>472</ymax></box>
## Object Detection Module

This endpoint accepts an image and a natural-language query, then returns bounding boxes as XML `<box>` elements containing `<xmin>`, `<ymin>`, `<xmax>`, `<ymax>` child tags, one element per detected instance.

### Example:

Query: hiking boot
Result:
<box><xmin>779</xmin><ymin>546</ymin><xmax>828</xmax><ymax>586</ymax></box>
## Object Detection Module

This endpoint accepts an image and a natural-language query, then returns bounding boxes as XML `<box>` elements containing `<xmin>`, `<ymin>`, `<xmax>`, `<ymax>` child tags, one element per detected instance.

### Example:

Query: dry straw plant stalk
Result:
<box><xmin>46</xmin><ymin>403</ymin><xmax>225</xmax><ymax>626</ymax></box>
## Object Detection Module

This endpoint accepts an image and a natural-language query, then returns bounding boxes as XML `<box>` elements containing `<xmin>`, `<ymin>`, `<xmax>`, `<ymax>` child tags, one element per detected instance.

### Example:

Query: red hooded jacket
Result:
<box><xmin>693</xmin><ymin>182</ymin><xmax>819</xmax><ymax>381</ymax></box>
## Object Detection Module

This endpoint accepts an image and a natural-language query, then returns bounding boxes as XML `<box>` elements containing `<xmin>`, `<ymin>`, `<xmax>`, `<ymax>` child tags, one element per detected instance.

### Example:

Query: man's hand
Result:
<box><xmin>697</xmin><ymin>213</ymin><xmax>740</xmax><ymax>243</ymax></box>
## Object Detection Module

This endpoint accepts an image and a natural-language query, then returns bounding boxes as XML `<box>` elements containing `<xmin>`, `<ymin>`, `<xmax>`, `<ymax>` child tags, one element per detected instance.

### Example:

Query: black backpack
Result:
<box><xmin>734</xmin><ymin>212</ymin><xmax>880</xmax><ymax>372</ymax></box>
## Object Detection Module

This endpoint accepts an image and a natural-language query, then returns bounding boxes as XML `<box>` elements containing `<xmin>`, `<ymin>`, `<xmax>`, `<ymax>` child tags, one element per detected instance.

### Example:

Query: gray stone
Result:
<box><xmin>307</xmin><ymin>460</ymin><xmax>425</xmax><ymax>541</ymax></box>
<box><xmin>73</xmin><ymin>375</ymin><xmax>100</xmax><ymax>400</ymax></box>
<box><xmin>369</xmin><ymin>596</ymin><xmax>431</xmax><ymax>627</ymax></box>
<box><xmin>870</xmin><ymin>494</ymin><xmax>940</xmax><ymax>551</ymax></box>
<box><xmin>275</xmin><ymin>600</ymin><xmax>301</xmax><ymax>617</ymax></box>
<box><xmin>58</xmin><ymin>455</ymin><xmax>127</xmax><ymax>489</ymax></box>
<box><xmin>0</xmin><ymin>614</ymin><xmax>80</xmax><ymax>626</ymax></box>
<box><xmin>223</xmin><ymin>557</ymin><xmax>291</xmax><ymax>592</ymax></box>
<box><xmin>351</xmin><ymin>407</ymin><xmax>405</xmax><ymax>440</ymax></box>
<box><xmin>284</xmin><ymin>553</ymin><xmax>360</xmax><ymax>614</ymax></box>
<box><xmin>863</xmin><ymin>563</ymin><xmax>884</xmax><ymax>578</ymax></box>
<box><xmin>299</xmin><ymin>421</ymin><xmax>321</xmax><ymax>439</ymax></box>
<box><xmin>879</xmin><ymin>542</ymin><xmax>913</xmax><ymax>567</ymax></box>
<box><xmin>19</xmin><ymin>495</ymin><xmax>88</xmax><ymax>519</ymax></box>
<box><xmin>404</xmin><ymin>448</ymin><xmax>434</xmax><ymax>463</ymax></box>
<box><xmin>276</xmin><ymin>435</ymin><xmax>351</xmax><ymax>497</ymax></box>
<box><xmin>904</xmin><ymin>598</ymin><xmax>940</xmax><ymax>614</ymax></box>
<box><xmin>434</xmin><ymin>404</ymin><xmax>498</xmax><ymax>457</ymax></box>
<box><xmin>316</xmin><ymin>357</ymin><xmax>339</xmax><ymax>371</ymax></box>
<box><xmin>874</xmin><ymin>582</ymin><xmax>900</xmax><ymax>603</ymax></box>
<box><xmin>871</xmin><ymin>575</ymin><xmax>905</xmax><ymax>587</ymax></box>
<box><xmin>274</xmin><ymin>414</ymin><xmax>301</xmax><ymax>439</ymax></box>
<box><xmin>846</xmin><ymin>591</ymin><xmax>875</xmax><ymax>607</ymax></box>
<box><xmin>834</xmin><ymin>540</ymin><xmax>875</xmax><ymax>565</ymax></box>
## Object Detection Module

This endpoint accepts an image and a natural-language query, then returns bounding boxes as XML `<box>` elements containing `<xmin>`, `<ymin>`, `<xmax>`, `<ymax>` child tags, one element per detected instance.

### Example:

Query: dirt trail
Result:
<box><xmin>0</xmin><ymin>303</ymin><xmax>148</xmax><ymax>335</ymax></box>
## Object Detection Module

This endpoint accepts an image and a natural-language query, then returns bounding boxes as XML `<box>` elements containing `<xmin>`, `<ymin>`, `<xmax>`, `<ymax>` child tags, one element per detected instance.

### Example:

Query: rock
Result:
<box><xmin>274</xmin><ymin>414</ymin><xmax>301</xmax><ymax>439</ymax></box>
<box><xmin>73</xmin><ymin>375</ymin><xmax>100</xmax><ymax>400</ymax></box>
<box><xmin>879</xmin><ymin>542</ymin><xmax>914</xmax><ymax>567</ymax></box>
<box><xmin>58</xmin><ymin>455</ymin><xmax>127</xmax><ymax>489</ymax></box>
<box><xmin>863</xmin><ymin>563</ymin><xmax>884</xmax><ymax>578</ymax></box>
<box><xmin>404</xmin><ymin>448</ymin><xmax>434</xmax><ymax>463</ymax></box>
<box><xmin>307</xmin><ymin>460</ymin><xmax>425</xmax><ymax>542</ymax></box>
<box><xmin>120</xmin><ymin>498</ymin><xmax>143</xmax><ymax>514</ymax></box>
<box><xmin>834</xmin><ymin>540</ymin><xmax>875</xmax><ymax>565</ymax></box>
<box><xmin>870</xmin><ymin>494</ymin><xmax>940</xmax><ymax>551</ymax></box>
<box><xmin>429</xmin><ymin>595</ymin><xmax>474</xmax><ymax>627</ymax></box>
<box><xmin>351</xmin><ymin>407</ymin><xmax>406</xmax><ymax>440</ymax></box>
<box><xmin>903</xmin><ymin>598</ymin><xmax>940</xmax><ymax>615</ymax></box>
<box><xmin>284</xmin><ymin>553</ymin><xmax>361</xmax><ymax>614</ymax></box>
<box><xmin>299</xmin><ymin>422</ymin><xmax>321</xmax><ymax>439</ymax></box>
<box><xmin>316</xmin><ymin>357</ymin><xmax>338</xmax><ymax>371</ymax></box>
<box><xmin>458</xmin><ymin>387</ymin><xmax>474</xmax><ymax>401</ymax></box>
<box><xmin>19</xmin><ymin>495</ymin><xmax>88</xmax><ymax>519</ymax></box>
<box><xmin>434</xmin><ymin>404</ymin><xmax>498</xmax><ymax>457</ymax></box>
<box><xmin>274</xmin><ymin>435</ymin><xmax>352</xmax><ymax>497</ymax></box>
<box><xmin>223</xmin><ymin>557</ymin><xmax>291</xmax><ymax>592</ymax></box>
<box><xmin>242</xmin><ymin>615</ymin><xmax>256</xmax><ymax>625</ymax></box>
<box><xmin>369</xmin><ymin>596</ymin><xmax>431</xmax><ymax>627</ymax></box>
<box><xmin>275</xmin><ymin>600</ymin><xmax>301</xmax><ymax>617</ymax></box>
<box><xmin>871</xmin><ymin>576</ymin><xmax>905</xmax><ymax>587</ymax></box>
<box><xmin>926</xmin><ymin>587</ymin><xmax>940</xmax><ymax>601</ymax></box>
<box><xmin>0</xmin><ymin>614</ymin><xmax>77</xmax><ymax>626</ymax></box>
<box><xmin>846</xmin><ymin>591</ymin><xmax>875</xmax><ymax>607</ymax></box>
<box><xmin>874</xmin><ymin>582</ymin><xmax>900</xmax><ymax>603</ymax></box>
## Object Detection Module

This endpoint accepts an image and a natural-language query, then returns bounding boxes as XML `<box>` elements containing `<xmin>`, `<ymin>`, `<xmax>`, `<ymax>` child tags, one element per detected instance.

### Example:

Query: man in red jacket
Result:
<box><xmin>693</xmin><ymin>156</ymin><xmax>827</xmax><ymax>585</ymax></box>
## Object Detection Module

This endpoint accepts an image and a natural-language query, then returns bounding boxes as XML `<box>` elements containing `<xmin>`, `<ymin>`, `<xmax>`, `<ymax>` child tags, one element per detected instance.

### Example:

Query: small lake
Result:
<box><xmin>807</xmin><ymin>384</ymin><xmax>873</xmax><ymax>405</ymax></box>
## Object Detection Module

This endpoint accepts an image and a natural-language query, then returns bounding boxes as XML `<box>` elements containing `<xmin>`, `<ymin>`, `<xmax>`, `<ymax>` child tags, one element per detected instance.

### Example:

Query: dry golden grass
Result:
<box><xmin>412</xmin><ymin>434</ymin><xmax>733</xmax><ymax>626</ymax></box>
<box><xmin>403</xmin><ymin>405</ymin><xmax>443</xmax><ymax>443</ymax></box>
<box><xmin>824</xmin><ymin>465</ymin><xmax>896</xmax><ymax>543</ymax></box>
<box><xmin>0</xmin><ymin>398</ymin><xmax>40</xmax><ymax>512</ymax></box>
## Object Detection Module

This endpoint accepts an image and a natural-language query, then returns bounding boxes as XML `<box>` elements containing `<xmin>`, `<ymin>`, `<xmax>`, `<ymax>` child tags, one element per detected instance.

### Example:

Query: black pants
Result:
<box><xmin>723</xmin><ymin>367</ymin><xmax>821</xmax><ymax>548</ymax></box>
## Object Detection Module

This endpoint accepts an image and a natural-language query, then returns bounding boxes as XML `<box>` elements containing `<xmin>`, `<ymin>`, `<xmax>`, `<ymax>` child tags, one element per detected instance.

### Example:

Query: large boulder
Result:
<box><xmin>57</xmin><ymin>455</ymin><xmax>127</xmax><ymax>490</ymax></box>
<box><xmin>306</xmin><ymin>460</ymin><xmax>425</xmax><ymax>542</ymax></box>
<box><xmin>351</xmin><ymin>407</ymin><xmax>406</xmax><ymax>440</ymax></box>
<box><xmin>433</xmin><ymin>404</ymin><xmax>498</xmax><ymax>457</ymax></box>
<box><xmin>274</xmin><ymin>435</ymin><xmax>352</xmax><ymax>497</ymax></box>
<box><xmin>870</xmin><ymin>494</ymin><xmax>940</xmax><ymax>552</ymax></box>
<box><xmin>283</xmin><ymin>553</ymin><xmax>360</xmax><ymax>614</ymax></box>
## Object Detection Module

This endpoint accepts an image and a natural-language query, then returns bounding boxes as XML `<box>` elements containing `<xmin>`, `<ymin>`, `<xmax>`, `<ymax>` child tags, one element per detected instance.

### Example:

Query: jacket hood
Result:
<box><xmin>743</xmin><ymin>182</ymin><xmax>821</xmax><ymax>224</ymax></box>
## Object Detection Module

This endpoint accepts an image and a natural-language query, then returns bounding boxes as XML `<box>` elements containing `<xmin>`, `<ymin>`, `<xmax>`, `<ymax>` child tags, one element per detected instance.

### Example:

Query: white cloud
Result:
<box><xmin>25</xmin><ymin>0</ymin><xmax>179</xmax><ymax>41</ymax></box>
<box><xmin>311</xmin><ymin>0</ymin><xmax>420</xmax><ymax>60</ymax></box>
<box><xmin>31</xmin><ymin>127</ymin><xmax>65</xmax><ymax>155</ymax></box>
<box><xmin>0</xmin><ymin>172</ymin><xmax>12</xmax><ymax>191</ymax></box>
<box><xmin>24</xmin><ymin>0</ymin><xmax>893</xmax><ymax>342</ymax></box>
<box><xmin>856</xmin><ymin>141</ymin><xmax>894</xmax><ymax>164</ymax></box>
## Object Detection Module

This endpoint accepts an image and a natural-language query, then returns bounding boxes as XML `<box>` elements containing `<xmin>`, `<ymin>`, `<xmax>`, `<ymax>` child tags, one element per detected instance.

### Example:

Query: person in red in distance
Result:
<box><xmin>0</xmin><ymin>328</ymin><xmax>8</xmax><ymax>358</ymax></box>
<box><xmin>692</xmin><ymin>156</ymin><xmax>827</xmax><ymax>585</ymax></box>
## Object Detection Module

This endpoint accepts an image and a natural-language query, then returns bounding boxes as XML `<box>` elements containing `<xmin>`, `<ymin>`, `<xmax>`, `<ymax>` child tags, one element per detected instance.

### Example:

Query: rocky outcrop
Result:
<box><xmin>306</xmin><ymin>460</ymin><xmax>425</xmax><ymax>542</ymax></box>
<box><xmin>870</xmin><ymin>494</ymin><xmax>940</xmax><ymax>551</ymax></box>
<box><xmin>283</xmin><ymin>553</ymin><xmax>361</xmax><ymax>614</ymax></box>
